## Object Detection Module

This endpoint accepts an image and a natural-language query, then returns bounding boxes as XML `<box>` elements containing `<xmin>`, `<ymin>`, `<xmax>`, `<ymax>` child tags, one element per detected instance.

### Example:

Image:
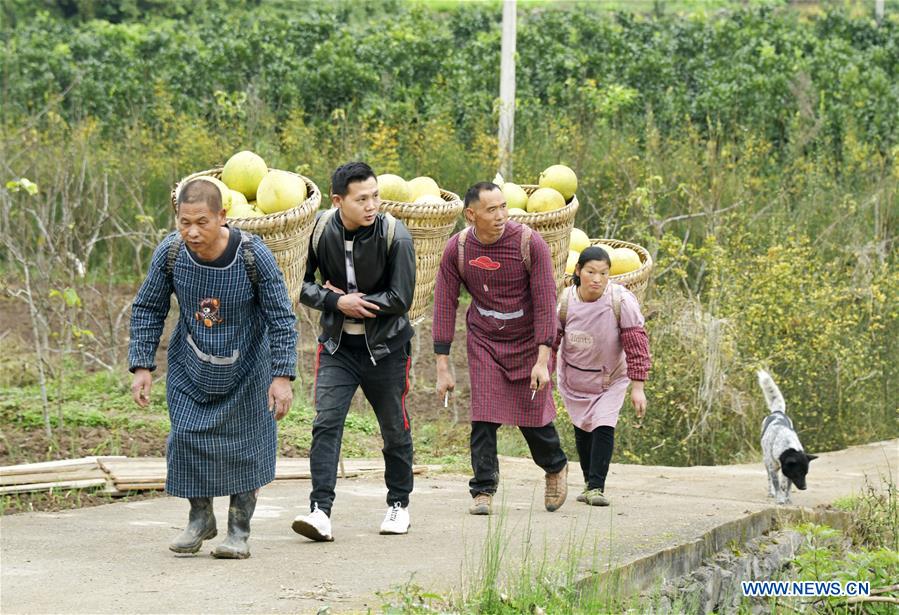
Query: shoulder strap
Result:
<box><xmin>456</xmin><ymin>227</ymin><xmax>470</xmax><ymax>280</ymax></box>
<box><xmin>311</xmin><ymin>208</ymin><xmax>339</xmax><ymax>258</ymax></box>
<box><xmin>611</xmin><ymin>283</ymin><xmax>622</xmax><ymax>324</ymax></box>
<box><xmin>558</xmin><ymin>285</ymin><xmax>570</xmax><ymax>329</ymax></box>
<box><xmin>520</xmin><ymin>225</ymin><xmax>532</xmax><ymax>273</ymax></box>
<box><xmin>165</xmin><ymin>234</ymin><xmax>182</xmax><ymax>280</ymax></box>
<box><xmin>239</xmin><ymin>230</ymin><xmax>258</xmax><ymax>288</ymax></box>
<box><xmin>384</xmin><ymin>212</ymin><xmax>396</xmax><ymax>252</ymax></box>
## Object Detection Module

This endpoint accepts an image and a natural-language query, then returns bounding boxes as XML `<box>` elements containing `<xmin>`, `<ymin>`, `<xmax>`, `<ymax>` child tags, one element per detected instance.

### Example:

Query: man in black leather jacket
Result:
<box><xmin>292</xmin><ymin>161</ymin><xmax>417</xmax><ymax>541</ymax></box>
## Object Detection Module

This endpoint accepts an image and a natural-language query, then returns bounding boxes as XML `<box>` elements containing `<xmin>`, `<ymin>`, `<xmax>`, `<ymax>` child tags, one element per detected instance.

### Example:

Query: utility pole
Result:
<box><xmin>875</xmin><ymin>0</ymin><xmax>884</xmax><ymax>25</ymax></box>
<box><xmin>498</xmin><ymin>0</ymin><xmax>516</xmax><ymax>180</ymax></box>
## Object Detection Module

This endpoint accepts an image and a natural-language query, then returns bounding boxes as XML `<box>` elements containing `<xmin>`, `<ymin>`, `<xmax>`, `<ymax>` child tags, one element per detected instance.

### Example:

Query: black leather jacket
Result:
<box><xmin>300</xmin><ymin>210</ymin><xmax>415</xmax><ymax>363</ymax></box>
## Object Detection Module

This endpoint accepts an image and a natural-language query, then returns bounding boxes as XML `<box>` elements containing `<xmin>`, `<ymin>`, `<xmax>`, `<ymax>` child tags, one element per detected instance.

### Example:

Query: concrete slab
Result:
<box><xmin>1</xmin><ymin>439</ymin><xmax>895</xmax><ymax>614</ymax></box>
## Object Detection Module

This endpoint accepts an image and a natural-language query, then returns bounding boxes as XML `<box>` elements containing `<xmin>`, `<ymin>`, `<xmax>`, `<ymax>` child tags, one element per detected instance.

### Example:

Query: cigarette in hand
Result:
<box><xmin>531</xmin><ymin>389</ymin><xmax>536</xmax><ymax>401</ymax></box>
<box><xmin>444</xmin><ymin>392</ymin><xmax>449</xmax><ymax>408</ymax></box>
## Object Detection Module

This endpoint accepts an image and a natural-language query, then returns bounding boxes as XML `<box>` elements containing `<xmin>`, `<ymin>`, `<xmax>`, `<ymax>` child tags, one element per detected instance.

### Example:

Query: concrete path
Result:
<box><xmin>1</xmin><ymin>439</ymin><xmax>895</xmax><ymax>614</ymax></box>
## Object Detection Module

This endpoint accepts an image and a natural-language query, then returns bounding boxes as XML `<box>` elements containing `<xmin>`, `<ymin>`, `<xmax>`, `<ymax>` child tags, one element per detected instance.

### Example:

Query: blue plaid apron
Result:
<box><xmin>161</xmin><ymin>240</ymin><xmax>277</xmax><ymax>497</ymax></box>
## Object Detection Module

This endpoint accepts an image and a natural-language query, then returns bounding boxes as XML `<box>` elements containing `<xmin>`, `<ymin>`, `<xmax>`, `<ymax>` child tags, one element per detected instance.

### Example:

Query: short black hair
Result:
<box><xmin>331</xmin><ymin>161</ymin><xmax>376</xmax><ymax>197</ymax></box>
<box><xmin>177</xmin><ymin>178</ymin><xmax>222</xmax><ymax>213</ymax></box>
<box><xmin>464</xmin><ymin>181</ymin><xmax>501</xmax><ymax>209</ymax></box>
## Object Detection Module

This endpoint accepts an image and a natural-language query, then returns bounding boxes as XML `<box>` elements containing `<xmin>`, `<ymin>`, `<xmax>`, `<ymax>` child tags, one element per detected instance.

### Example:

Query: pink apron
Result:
<box><xmin>556</xmin><ymin>284</ymin><xmax>631</xmax><ymax>430</ymax></box>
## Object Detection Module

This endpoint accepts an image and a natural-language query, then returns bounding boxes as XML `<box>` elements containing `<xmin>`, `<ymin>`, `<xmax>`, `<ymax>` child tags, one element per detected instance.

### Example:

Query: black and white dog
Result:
<box><xmin>758</xmin><ymin>370</ymin><xmax>817</xmax><ymax>505</ymax></box>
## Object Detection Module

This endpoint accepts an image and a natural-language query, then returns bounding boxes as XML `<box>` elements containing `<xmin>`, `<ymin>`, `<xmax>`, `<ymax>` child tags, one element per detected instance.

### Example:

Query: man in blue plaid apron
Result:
<box><xmin>129</xmin><ymin>178</ymin><xmax>297</xmax><ymax>559</ymax></box>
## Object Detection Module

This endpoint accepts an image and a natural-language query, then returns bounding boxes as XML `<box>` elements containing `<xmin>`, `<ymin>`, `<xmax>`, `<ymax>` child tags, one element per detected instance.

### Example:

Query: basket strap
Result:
<box><xmin>165</xmin><ymin>234</ymin><xmax>182</xmax><ymax>280</ymax></box>
<box><xmin>239</xmin><ymin>230</ymin><xmax>259</xmax><ymax>290</ymax></box>
<box><xmin>558</xmin><ymin>285</ymin><xmax>570</xmax><ymax>330</ymax></box>
<box><xmin>611</xmin><ymin>283</ymin><xmax>621</xmax><ymax>325</ymax></box>
<box><xmin>456</xmin><ymin>227</ymin><xmax>470</xmax><ymax>281</ymax></box>
<box><xmin>520</xmin><ymin>225</ymin><xmax>532</xmax><ymax>273</ymax></box>
<box><xmin>384</xmin><ymin>212</ymin><xmax>397</xmax><ymax>253</ymax></box>
<box><xmin>311</xmin><ymin>208</ymin><xmax>339</xmax><ymax>258</ymax></box>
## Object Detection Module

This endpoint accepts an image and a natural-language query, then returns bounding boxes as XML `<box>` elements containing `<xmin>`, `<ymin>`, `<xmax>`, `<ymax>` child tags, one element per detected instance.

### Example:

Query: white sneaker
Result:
<box><xmin>379</xmin><ymin>502</ymin><xmax>410</xmax><ymax>535</ymax></box>
<box><xmin>291</xmin><ymin>504</ymin><xmax>334</xmax><ymax>542</ymax></box>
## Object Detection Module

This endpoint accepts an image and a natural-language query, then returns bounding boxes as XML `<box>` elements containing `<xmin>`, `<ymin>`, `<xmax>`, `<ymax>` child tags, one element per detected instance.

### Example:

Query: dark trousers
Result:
<box><xmin>469</xmin><ymin>420</ymin><xmax>567</xmax><ymax>497</ymax></box>
<box><xmin>574</xmin><ymin>425</ymin><xmax>615</xmax><ymax>491</ymax></box>
<box><xmin>309</xmin><ymin>340</ymin><xmax>413</xmax><ymax>515</ymax></box>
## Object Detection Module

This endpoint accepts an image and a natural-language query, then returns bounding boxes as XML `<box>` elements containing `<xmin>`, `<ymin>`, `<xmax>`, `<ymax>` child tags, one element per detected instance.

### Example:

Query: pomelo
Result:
<box><xmin>610</xmin><ymin>247</ymin><xmax>642</xmax><ymax>276</ymax></box>
<box><xmin>501</xmin><ymin>182</ymin><xmax>529</xmax><ymax>211</ymax></box>
<box><xmin>228</xmin><ymin>200</ymin><xmax>264</xmax><ymax>219</ymax></box>
<box><xmin>222</xmin><ymin>150</ymin><xmax>268</xmax><ymax>200</ymax></box>
<box><xmin>565</xmin><ymin>250</ymin><xmax>580</xmax><ymax>275</ymax></box>
<box><xmin>508</xmin><ymin>207</ymin><xmax>528</xmax><ymax>216</ymax></box>
<box><xmin>539</xmin><ymin>164</ymin><xmax>578</xmax><ymax>202</ymax></box>
<box><xmin>377</xmin><ymin>174</ymin><xmax>410</xmax><ymax>203</ymax></box>
<box><xmin>413</xmin><ymin>194</ymin><xmax>445</xmax><ymax>206</ymax></box>
<box><xmin>526</xmin><ymin>187</ymin><xmax>565</xmax><ymax>213</ymax></box>
<box><xmin>256</xmin><ymin>170</ymin><xmax>307</xmax><ymax>214</ymax></box>
<box><xmin>407</xmin><ymin>176</ymin><xmax>441</xmax><ymax>201</ymax></box>
<box><xmin>229</xmin><ymin>189</ymin><xmax>248</xmax><ymax>212</ymax></box>
<box><xmin>569</xmin><ymin>228</ymin><xmax>590</xmax><ymax>253</ymax></box>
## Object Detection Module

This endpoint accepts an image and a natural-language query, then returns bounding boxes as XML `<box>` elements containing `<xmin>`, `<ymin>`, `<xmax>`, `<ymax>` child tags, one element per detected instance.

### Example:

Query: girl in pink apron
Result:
<box><xmin>556</xmin><ymin>247</ymin><xmax>651</xmax><ymax>506</ymax></box>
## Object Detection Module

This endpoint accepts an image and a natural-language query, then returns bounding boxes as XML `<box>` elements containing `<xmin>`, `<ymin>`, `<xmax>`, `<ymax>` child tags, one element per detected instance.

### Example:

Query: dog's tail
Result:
<box><xmin>757</xmin><ymin>370</ymin><xmax>786</xmax><ymax>414</ymax></box>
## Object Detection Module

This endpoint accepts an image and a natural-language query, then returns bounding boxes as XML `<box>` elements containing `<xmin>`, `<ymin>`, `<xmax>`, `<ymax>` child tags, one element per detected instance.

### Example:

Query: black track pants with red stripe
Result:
<box><xmin>308</xmin><ymin>336</ymin><xmax>413</xmax><ymax>515</ymax></box>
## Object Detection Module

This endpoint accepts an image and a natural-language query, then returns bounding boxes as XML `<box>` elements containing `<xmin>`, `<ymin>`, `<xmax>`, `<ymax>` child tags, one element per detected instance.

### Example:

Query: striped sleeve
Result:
<box><xmin>128</xmin><ymin>234</ymin><xmax>176</xmax><ymax>373</ymax></box>
<box><xmin>528</xmin><ymin>232</ymin><xmax>557</xmax><ymax>348</ymax></box>
<box><xmin>432</xmin><ymin>234</ymin><xmax>462</xmax><ymax>355</ymax></box>
<box><xmin>621</xmin><ymin>326</ymin><xmax>651</xmax><ymax>381</ymax></box>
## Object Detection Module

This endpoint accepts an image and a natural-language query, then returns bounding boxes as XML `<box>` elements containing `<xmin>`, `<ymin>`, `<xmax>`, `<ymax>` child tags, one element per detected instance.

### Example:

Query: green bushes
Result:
<box><xmin>2</xmin><ymin>4</ymin><xmax>897</xmax><ymax>148</ymax></box>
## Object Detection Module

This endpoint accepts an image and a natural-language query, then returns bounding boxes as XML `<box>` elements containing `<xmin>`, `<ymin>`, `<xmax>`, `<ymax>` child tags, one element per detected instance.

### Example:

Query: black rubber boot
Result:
<box><xmin>169</xmin><ymin>497</ymin><xmax>217</xmax><ymax>554</ymax></box>
<box><xmin>211</xmin><ymin>490</ymin><xmax>257</xmax><ymax>559</ymax></box>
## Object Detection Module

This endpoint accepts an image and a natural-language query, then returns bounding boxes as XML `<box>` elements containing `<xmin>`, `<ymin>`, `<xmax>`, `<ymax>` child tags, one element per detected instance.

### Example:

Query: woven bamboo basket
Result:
<box><xmin>564</xmin><ymin>238</ymin><xmax>653</xmax><ymax>302</ymax></box>
<box><xmin>171</xmin><ymin>167</ymin><xmax>321</xmax><ymax>305</ymax></box>
<box><xmin>507</xmin><ymin>186</ymin><xmax>580</xmax><ymax>293</ymax></box>
<box><xmin>379</xmin><ymin>190</ymin><xmax>464</xmax><ymax>324</ymax></box>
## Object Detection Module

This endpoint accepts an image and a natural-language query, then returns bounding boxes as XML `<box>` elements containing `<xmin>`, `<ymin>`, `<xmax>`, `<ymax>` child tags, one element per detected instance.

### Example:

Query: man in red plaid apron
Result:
<box><xmin>433</xmin><ymin>182</ymin><xmax>569</xmax><ymax>515</ymax></box>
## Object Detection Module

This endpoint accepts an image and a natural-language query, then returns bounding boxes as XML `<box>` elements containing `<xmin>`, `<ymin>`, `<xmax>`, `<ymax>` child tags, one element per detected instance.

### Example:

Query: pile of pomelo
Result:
<box><xmin>198</xmin><ymin>150</ymin><xmax>308</xmax><ymax>218</ymax></box>
<box><xmin>376</xmin><ymin>174</ymin><xmax>445</xmax><ymax>205</ymax></box>
<box><xmin>502</xmin><ymin>164</ymin><xmax>578</xmax><ymax>215</ymax></box>
<box><xmin>565</xmin><ymin>230</ymin><xmax>643</xmax><ymax>277</ymax></box>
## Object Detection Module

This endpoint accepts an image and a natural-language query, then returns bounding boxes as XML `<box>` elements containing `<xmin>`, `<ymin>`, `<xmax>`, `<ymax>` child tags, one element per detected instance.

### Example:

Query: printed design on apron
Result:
<box><xmin>469</xmin><ymin>255</ymin><xmax>501</xmax><ymax>293</ymax></box>
<box><xmin>566</xmin><ymin>330</ymin><xmax>594</xmax><ymax>349</ymax></box>
<box><xmin>195</xmin><ymin>297</ymin><xmax>224</xmax><ymax>328</ymax></box>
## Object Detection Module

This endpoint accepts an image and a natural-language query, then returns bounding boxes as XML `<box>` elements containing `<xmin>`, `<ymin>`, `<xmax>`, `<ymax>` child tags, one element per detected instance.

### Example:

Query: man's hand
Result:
<box><xmin>436</xmin><ymin>355</ymin><xmax>455</xmax><ymax>399</ymax></box>
<box><xmin>337</xmin><ymin>293</ymin><xmax>380</xmax><ymax>319</ymax></box>
<box><xmin>131</xmin><ymin>368</ymin><xmax>152</xmax><ymax>408</ymax></box>
<box><xmin>529</xmin><ymin>344</ymin><xmax>552</xmax><ymax>394</ymax></box>
<box><xmin>268</xmin><ymin>377</ymin><xmax>293</xmax><ymax>421</ymax></box>
<box><xmin>529</xmin><ymin>362</ymin><xmax>550</xmax><ymax>393</ymax></box>
<box><xmin>631</xmin><ymin>380</ymin><xmax>647</xmax><ymax>427</ymax></box>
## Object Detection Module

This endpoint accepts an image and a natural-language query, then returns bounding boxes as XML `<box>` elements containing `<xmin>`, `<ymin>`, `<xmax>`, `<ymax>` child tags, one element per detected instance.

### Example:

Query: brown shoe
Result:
<box><xmin>544</xmin><ymin>463</ymin><xmax>568</xmax><ymax>512</ymax></box>
<box><xmin>469</xmin><ymin>493</ymin><xmax>493</xmax><ymax>515</ymax></box>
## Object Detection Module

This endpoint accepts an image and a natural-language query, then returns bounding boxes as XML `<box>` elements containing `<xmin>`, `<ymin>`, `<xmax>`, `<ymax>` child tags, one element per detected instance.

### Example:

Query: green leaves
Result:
<box><xmin>5</xmin><ymin>177</ymin><xmax>38</xmax><ymax>195</ymax></box>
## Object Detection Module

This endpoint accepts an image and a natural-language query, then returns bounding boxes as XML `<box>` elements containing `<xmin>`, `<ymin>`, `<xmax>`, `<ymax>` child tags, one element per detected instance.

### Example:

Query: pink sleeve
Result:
<box><xmin>618</xmin><ymin>288</ymin><xmax>645</xmax><ymax>329</ymax></box>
